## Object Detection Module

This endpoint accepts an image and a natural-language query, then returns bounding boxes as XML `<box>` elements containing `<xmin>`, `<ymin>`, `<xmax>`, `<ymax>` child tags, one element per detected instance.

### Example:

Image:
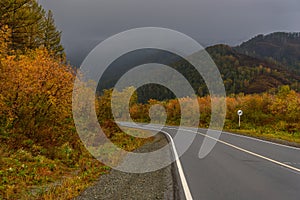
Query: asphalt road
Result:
<box><xmin>120</xmin><ymin>123</ymin><xmax>300</xmax><ymax>200</ymax></box>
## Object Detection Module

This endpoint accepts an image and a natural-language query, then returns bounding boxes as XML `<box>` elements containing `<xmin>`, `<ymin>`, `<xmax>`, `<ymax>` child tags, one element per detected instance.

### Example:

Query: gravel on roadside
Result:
<box><xmin>74</xmin><ymin>132</ymin><xmax>183</xmax><ymax>200</ymax></box>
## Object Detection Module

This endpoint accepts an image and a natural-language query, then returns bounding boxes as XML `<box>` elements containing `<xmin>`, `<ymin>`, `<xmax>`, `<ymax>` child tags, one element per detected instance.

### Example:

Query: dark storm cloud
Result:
<box><xmin>39</xmin><ymin>0</ymin><xmax>300</xmax><ymax>66</ymax></box>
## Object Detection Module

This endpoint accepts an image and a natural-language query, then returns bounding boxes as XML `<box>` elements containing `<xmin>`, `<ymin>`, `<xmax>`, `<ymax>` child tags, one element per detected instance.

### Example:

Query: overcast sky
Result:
<box><xmin>39</xmin><ymin>0</ymin><xmax>300</xmax><ymax>66</ymax></box>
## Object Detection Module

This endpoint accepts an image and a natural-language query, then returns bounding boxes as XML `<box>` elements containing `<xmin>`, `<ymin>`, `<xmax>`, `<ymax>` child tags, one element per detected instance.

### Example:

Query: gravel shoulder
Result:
<box><xmin>74</xmin><ymin>132</ymin><xmax>183</xmax><ymax>200</ymax></box>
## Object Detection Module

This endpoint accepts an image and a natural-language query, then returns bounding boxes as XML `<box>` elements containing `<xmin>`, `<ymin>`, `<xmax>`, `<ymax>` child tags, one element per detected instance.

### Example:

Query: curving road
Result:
<box><xmin>120</xmin><ymin>123</ymin><xmax>300</xmax><ymax>200</ymax></box>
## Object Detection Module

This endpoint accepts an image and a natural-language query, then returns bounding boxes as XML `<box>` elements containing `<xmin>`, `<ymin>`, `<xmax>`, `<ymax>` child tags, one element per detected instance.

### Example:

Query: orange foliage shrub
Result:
<box><xmin>128</xmin><ymin>86</ymin><xmax>300</xmax><ymax>133</ymax></box>
<box><xmin>0</xmin><ymin>49</ymin><xmax>76</xmax><ymax>149</ymax></box>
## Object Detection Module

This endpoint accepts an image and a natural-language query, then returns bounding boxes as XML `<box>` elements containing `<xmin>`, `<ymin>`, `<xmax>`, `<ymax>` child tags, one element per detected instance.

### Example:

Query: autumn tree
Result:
<box><xmin>269</xmin><ymin>86</ymin><xmax>300</xmax><ymax>126</ymax></box>
<box><xmin>0</xmin><ymin>49</ymin><xmax>75</xmax><ymax>149</ymax></box>
<box><xmin>0</xmin><ymin>25</ymin><xmax>11</xmax><ymax>56</ymax></box>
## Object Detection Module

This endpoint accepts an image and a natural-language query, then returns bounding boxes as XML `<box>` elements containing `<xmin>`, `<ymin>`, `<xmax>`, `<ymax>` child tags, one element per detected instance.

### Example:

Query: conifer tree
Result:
<box><xmin>42</xmin><ymin>10</ymin><xmax>64</xmax><ymax>57</ymax></box>
<box><xmin>0</xmin><ymin>0</ymin><xmax>64</xmax><ymax>57</ymax></box>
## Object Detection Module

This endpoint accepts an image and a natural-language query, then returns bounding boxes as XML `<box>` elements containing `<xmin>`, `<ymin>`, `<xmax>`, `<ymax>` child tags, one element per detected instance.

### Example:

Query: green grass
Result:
<box><xmin>0</xmin><ymin>143</ymin><xmax>107</xmax><ymax>199</ymax></box>
<box><xmin>0</xmin><ymin>128</ymin><xmax>153</xmax><ymax>200</ymax></box>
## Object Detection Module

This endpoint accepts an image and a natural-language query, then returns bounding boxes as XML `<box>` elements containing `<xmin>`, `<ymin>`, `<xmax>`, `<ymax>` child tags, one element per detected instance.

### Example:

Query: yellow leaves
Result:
<box><xmin>127</xmin><ymin>86</ymin><xmax>299</xmax><ymax>130</ymax></box>
<box><xmin>268</xmin><ymin>87</ymin><xmax>300</xmax><ymax>123</ymax></box>
<box><xmin>0</xmin><ymin>49</ymin><xmax>75</xmax><ymax>141</ymax></box>
<box><xmin>0</xmin><ymin>25</ymin><xmax>11</xmax><ymax>57</ymax></box>
<box><xmin>49</xmin><ymin>95</ymin><xmax>57</xmax><ymax>106</ymax></box>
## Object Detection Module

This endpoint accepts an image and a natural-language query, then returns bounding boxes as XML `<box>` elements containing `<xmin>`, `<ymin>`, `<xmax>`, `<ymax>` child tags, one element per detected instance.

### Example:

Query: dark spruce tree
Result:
<box><xmin>42</xmin><ymin>10</ymin><xmax>64</xmax><ymax>57</ymax></box>
<box><xmin>0</xmin><ymin>0</ymin><xmax>64</xmax><ymax>57</ymax></box>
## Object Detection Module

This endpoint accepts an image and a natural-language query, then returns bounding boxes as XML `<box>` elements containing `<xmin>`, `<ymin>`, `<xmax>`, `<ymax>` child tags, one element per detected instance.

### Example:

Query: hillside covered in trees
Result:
<box><xmin>235</xmin><ymin>32</ymin><xmax>300</xmax><ymax>74</ymax></box>
<box><xmin>98</xmin><ymin>32</ymin><xmax>300</xmax><ymax>102</ymax></box>
<box><xmin>207</xmin><ymin>43</ymin><xmax>300</xmax><ymax>94</ymax></box>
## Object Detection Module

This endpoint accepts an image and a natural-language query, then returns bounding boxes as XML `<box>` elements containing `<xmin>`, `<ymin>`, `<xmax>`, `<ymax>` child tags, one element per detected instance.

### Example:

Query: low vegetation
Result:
<box><xmin>127</xmin><ymin>86</ymin><xmax>300</xmax><ymax>144</ymax></box>
<box><xmin>0</xmin><ymin>50</ymin><xmax>153</xmax><ymax>199</ymax></box>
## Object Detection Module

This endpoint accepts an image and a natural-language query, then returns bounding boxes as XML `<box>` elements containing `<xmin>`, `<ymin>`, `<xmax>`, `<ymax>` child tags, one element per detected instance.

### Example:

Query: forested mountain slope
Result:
<box><xmin>207</xmin><ymin>44</ymin><xmax>299</xmax><ymax>94</ymax></box>
<box><xmin>235</xmin><ymin>32</ymin><xmax>300</xmax><ymax>74</ymax></box>
<box><xmin>98</xmin><ymin>32</ymin><xmax>300</xmax><ymax>101</ymax></box>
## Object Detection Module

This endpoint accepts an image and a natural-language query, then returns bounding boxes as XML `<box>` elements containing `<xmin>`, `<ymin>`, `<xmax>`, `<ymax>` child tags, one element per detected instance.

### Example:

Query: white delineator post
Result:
<box><xmin>237</xmin><ymin>110</ymin><xmax>243</xmax><ymax>128</ymax></box>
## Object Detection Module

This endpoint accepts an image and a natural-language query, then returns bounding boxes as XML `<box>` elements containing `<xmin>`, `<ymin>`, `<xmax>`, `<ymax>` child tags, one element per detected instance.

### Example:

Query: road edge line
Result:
<box><xmin>120</xmin><ymin>124</ymin><xmax>193</xmax><ymax>200</ymax></box>
<box><xmin>161</xmin><ymin>130</ymin><xmax>193</xmax><ymax>200</ymax></box>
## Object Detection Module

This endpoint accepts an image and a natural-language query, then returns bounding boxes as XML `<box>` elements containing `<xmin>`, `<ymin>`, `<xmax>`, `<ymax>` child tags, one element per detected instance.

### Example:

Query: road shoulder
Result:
<box><xmin>74</xmin><ymin>132</ymin><xmax>182</xmax><ymax>200</ymax></box>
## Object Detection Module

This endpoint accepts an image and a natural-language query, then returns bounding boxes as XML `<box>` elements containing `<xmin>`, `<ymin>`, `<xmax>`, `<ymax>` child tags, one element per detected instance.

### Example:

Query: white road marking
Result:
<box><xmin>120</xmin><ymin>123</ymin><xmax>193</xmax><ymax>200</ymax></box>
<box><xmin>221</xmin><ymin>130</ymin><xmax>300</xmax><ymax>151</ymax></box>
<box><xmin>120</xmin><ymin>122</ymin><xmax>300</xmax><ymax>198</ymax></box>
<box><xmin>163</xmin><ymin>126</ymin><xmax>300</xmax><ymax>174</ymax></box>
<box><xmin>162</xmin><ymin>130</ymin><xmax>193</xmax><ymax>200</ymax></box>
<box><xmin>160</xmin><ymin>124</ymin><xmax>300</xmax><ymax>151</ymax></box>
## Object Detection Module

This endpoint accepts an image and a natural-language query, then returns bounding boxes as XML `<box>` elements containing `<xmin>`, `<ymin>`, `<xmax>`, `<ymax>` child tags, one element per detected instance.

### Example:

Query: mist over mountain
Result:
<box><xmin>98</xmin><ymin>32</ymin><xmax>300</xmax><ymax>102</ymax></box>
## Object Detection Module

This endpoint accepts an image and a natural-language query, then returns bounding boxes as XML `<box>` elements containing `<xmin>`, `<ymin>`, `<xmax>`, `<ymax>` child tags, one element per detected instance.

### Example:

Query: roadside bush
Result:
<box><xmin>0</xmin><ymin>49</ymin><xmax>78</xmax><ymax>158</ymax></box>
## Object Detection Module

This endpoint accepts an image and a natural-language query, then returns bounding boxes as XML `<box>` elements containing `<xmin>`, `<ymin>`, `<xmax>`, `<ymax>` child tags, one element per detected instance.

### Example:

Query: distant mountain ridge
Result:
<box><xmin>207</xmin><ymin>40</ymin><xmax>300</xmax><ymax>94</ymax></box>
<box><xmin>98</xmin><ymin>32</ymin><xmax>300</xmax><ymax>102</ymax></box>
<box><xmin>235</xmin><ymin>32</ymin><xmax>300</xmax><ymax>73</ymax></box>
